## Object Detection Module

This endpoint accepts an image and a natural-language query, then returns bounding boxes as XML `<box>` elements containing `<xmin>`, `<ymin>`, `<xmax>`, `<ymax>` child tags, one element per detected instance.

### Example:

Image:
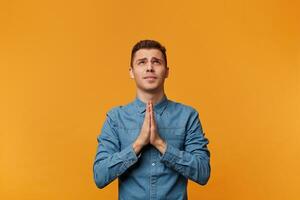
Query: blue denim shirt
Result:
<box><xmin>93</xmin><ymin>95</ymin><xmax>210</xmax><ymax>200</ymax></box>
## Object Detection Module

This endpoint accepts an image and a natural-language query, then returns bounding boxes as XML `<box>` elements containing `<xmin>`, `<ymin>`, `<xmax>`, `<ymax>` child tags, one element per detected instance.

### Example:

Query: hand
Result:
<box><xmin>133</xmin><ymin>100</ymin><xmax>166</xmax><ymax>155</ymax></box>
<box><xmin>149</xmin><ymin>101</ymin><xmax>166</xmax><ymax>154</ymax></box>
<box><xmin>133</xmin><ymin>101</ymin><xmax>151</xmax><ymax>154</ymax></box>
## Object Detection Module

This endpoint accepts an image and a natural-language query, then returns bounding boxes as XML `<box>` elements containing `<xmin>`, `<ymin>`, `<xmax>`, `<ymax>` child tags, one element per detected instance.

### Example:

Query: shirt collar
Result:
<box><xmin>133</xmin><ymin>94</ymin><xmax>169</xmax><ymax>116</ymax></box>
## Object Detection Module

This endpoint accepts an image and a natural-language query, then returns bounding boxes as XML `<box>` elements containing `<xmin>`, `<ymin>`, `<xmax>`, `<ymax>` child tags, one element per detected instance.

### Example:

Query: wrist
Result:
<box><xmin>132</xmin><ymin>139</ymin><xmax>144</xmax><ymax>155</ymax></box>
<box><xmin>154</xmin><ymin>138</ymin><xmax>167</xmax><ymax>154</ymax></box>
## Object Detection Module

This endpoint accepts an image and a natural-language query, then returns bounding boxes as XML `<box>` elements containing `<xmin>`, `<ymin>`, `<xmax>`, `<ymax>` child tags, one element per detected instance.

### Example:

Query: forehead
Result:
<box><xmin>133</xmin><ymin>48</ymin><xmax>164</xmax><ymax>60</ymax></box>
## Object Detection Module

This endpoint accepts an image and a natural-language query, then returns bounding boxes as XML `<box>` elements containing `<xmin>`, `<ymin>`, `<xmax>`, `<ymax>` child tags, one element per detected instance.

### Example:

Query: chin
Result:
<box><xmin>140</xmin><ymin>86</ymin><xmax>160</xmax><ymax>93</ymax></box>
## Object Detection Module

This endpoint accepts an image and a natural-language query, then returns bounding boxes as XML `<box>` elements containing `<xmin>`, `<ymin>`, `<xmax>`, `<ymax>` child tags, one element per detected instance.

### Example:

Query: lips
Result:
<box><xmin>144</xmin><ymin>76</ymin><xmax>157</xmax><ymax>79</ymax></box>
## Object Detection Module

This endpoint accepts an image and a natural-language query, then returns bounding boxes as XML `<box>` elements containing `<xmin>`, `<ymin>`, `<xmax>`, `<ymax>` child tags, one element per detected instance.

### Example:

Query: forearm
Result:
<box><xmin>160</xmin><ymin>143</ymin><xmax>210</xmax><ymax>185</ymax></box>
<box><xmin>93</xmin><ymin>145</ymin><xmax>138</xmax><ymax>189</ymax></box>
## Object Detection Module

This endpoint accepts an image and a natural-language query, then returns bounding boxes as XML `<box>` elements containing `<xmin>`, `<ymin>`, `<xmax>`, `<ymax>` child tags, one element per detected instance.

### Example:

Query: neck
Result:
<box><xmin>136</xmin><ymin>88</ymin><xmax>166</xmax><ymax>105</ymax></box>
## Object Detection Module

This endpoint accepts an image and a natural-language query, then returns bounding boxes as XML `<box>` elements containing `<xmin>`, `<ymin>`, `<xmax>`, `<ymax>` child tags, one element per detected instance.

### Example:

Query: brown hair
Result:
<box><xmin>130</xmin><ymin>39</ymin><xmax>167</xmax><ymax>68</ymax></box>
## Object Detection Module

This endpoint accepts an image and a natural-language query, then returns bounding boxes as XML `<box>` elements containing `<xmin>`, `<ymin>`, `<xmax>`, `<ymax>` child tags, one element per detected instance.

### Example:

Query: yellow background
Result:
<box><xmin>1</xmin><ymin>0</ymin><xmax>299</xmax><ymax>199</ymax></box>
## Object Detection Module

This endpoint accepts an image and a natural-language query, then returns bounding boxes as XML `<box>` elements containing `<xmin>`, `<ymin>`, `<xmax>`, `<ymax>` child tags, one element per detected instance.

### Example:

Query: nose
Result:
<box><xmin>146</xmin><ymin>62</ymin><xmax>154</xmax><ymax>72</ymax></box>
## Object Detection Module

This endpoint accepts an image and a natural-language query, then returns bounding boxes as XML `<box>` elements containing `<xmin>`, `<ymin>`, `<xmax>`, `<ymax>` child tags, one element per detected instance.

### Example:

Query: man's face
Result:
<box><xmin>129</xmin><ymin>48</ymin><xmax>169</xmax><ymax>93</ymax></box>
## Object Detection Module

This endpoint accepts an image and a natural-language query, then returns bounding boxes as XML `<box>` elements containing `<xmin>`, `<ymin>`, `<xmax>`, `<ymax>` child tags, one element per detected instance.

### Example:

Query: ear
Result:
<box><xmin>129</xmin><ymin>67</ymin><xmax>135</xmax><ymax>79</ymax></box>
<box><xmin>165</xmin><ymin>66</ymin><xmax>169</xmax><ymax>78</ymax></box>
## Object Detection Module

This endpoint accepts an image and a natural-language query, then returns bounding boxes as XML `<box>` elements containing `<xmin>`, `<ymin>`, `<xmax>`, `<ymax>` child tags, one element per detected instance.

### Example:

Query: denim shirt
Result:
<box><xmin>93</xmin><ymin>95</ymin><xmax>211</xmax><ymax>200</ymax></box>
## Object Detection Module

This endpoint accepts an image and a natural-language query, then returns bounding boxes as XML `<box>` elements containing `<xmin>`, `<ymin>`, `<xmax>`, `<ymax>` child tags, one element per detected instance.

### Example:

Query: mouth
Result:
<box><xmin>143</xmin><ymin>76</ymin><xmax>157</xmax><ymax>80</ymax></box>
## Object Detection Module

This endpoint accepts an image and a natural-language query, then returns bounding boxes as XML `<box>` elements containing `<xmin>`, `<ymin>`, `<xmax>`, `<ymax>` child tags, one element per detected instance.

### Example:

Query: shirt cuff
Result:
<box><xmin>118</xmin><ymin>145</ymin><xmax>140</xmax><ymax>168</ymax></box>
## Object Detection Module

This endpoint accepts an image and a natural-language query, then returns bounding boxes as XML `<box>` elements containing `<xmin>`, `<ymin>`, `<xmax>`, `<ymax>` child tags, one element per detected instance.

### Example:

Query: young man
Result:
<box><xmin>93</xmin><ymin>40</ymin><xmax>211</xmax><ymax>200</ymax></box>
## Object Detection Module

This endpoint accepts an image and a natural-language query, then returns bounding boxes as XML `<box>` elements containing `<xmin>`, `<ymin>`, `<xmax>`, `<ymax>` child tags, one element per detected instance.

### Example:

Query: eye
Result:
<box><xmin>152</xmin><ymin>60</ymin><xmax>161</xmax><ymax>64</ymax></box>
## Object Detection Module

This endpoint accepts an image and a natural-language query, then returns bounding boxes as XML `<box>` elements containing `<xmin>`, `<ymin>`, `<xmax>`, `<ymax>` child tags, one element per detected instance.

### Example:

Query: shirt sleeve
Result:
<box><xmin>93</xmin><ymin>109</ymin><xmax>139</xmax><ymax>189</ymax></box>
<box><xmin>159</xmin><ymin>109</ymin><xmax>211</xmax><ymax>185</ymax></box>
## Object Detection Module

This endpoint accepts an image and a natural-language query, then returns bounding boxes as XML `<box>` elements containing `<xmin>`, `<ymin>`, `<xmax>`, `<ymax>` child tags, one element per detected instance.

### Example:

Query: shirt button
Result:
<box><xmin>152</xmin><ymin>163</ymin><xmax>155</xmax><ymax>166</ymax></box>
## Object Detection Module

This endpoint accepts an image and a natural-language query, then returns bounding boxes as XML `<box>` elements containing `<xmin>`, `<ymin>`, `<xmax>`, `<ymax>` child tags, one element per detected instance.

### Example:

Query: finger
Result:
<box><xmin>144</xmin><ymin>102</ymin><xmax>149</xmax><ymax>129</ymax></box>
<box><xmin>150</xmin><ymin>102</ymin><xmax>155</xmax><ymax>126</ymax></box>
<box><xmin>145</xmin><ymin>101</ymin><xmax>150</xmax><ymax>118</ymax></box>
<box><xmin>149</xmin><ymin>101</ymin><xmax>152</xmax><ymax>126</ymax></box>
<box><xmin>147</xmin><ymin>101</ymin><xmax>151</xmax><ymax>128</ymax></box>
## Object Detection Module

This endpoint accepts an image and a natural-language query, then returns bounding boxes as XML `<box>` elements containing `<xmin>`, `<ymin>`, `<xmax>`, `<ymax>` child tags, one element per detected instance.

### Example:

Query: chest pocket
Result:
<box><xmin>118</xmin><ymin>128</ymin><xmax>140</xmax><ymax>149</ymax></box>
<box><xmin>159</xmin><ymin>127</ymin><xmax>186</xmax><ymax>150</ymax></box>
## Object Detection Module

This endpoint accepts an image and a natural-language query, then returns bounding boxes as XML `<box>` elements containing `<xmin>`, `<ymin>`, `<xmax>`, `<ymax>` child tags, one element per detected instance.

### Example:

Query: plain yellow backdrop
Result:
<box><xmin>1</xmin><ymin>0</ymin><xmax>299</xmax><ymax>199</ymax></box>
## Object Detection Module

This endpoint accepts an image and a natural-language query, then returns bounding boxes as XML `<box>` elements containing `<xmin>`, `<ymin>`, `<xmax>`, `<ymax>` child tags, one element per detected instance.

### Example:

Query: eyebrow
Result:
<box><xmin>151</xmin><ymin>57</ymin><xmax>163</xmax><ymax>62</ymax></box>
<box><xmin>135</xmin><ymin>57</ymin><xmax>163</xmax><ymax>63</ymax></box>
<box><xmin>135</xmin><ymin>58</ymin><xmax>147</xmax><ymax>63</ymax></box>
